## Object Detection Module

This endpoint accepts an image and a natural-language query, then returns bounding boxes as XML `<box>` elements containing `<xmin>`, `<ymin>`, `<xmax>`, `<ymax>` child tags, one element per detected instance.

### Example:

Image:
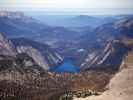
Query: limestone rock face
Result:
<box><xmin>74</xmin><ymin>51</ymin><xmax>133</xmax><ymax>100</ymax></box>
<box><xmin>11</xmin><ymin>38</ymin><xmax>63</xmax><ymax>70</ymax></box>
<box><xmin>0</xmin><ymin>33</ymin><xmax>16</xmax><ymax>56</ymax></box>
<box><xmin>80</xmin><ymin>41</ymin><xmax>128</xmax><ymax>71</ymax></box>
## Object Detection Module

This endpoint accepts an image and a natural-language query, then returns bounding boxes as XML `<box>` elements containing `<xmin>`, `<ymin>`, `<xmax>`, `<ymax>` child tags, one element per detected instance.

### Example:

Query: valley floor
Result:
<box><xmin>74</xmin><ymin>51</ymin><xmax>133</xmax><ymax>100</ymax></box>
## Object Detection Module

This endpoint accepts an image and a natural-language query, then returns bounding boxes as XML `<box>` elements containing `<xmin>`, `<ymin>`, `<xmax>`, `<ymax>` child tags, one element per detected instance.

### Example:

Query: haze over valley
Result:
<box><xmin>0</xmin><ymin>0</ymin><xmax>133</xmax><ymax>99</ymax></box>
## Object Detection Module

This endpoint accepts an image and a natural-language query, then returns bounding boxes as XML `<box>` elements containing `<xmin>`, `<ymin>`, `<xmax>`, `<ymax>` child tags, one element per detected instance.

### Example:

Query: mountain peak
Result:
<box><xmin>0</xmin><ymin>10</ymin><xmax>25</xmax><ymax>19</ymax></box>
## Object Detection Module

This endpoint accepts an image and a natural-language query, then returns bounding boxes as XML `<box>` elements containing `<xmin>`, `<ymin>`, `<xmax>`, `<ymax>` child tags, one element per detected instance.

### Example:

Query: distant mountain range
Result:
<box><xmin>0</xmin><ymin>11</ymin><xmax>133</xmax><ymax>72</ymax></box>
<box><xmin>94</xmin><ymin>16</ymin><xmax>133</xmax><ymax>42</ymax></box>
<box><xmin>0</xmin><ymin>11</ymin><xmax>85</xmax><ymax>56</ymax></box>
<box><xmin>30</xmin><ymin>14</ymin><xmax>127</xmax><ymax>28</ymax></box>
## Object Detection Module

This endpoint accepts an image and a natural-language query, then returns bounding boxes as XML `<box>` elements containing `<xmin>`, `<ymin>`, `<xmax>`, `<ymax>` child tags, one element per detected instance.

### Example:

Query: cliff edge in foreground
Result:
<box><xmin>74</xmin><ymin>50</ymin><xmax>133</xmax><ymax>100</ymax></box>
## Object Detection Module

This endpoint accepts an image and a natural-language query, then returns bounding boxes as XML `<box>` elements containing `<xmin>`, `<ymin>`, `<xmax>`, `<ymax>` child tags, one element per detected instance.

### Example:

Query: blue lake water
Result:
<box><xmin>50</xmin><ymin>58</ymin><xmax>80</xmax><ymax>73</ymax></box>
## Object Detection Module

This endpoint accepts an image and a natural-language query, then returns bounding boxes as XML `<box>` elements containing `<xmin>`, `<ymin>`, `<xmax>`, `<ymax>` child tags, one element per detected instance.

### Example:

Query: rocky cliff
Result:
<box><xmin>74</xmin><ymin>45</ymin><xmax>133</xmax><ymax>100</ymax></box>
<box><xmin>0</xmin><ymin>33</ymin><xmax>16</xmax><ymax>56</ymax></box>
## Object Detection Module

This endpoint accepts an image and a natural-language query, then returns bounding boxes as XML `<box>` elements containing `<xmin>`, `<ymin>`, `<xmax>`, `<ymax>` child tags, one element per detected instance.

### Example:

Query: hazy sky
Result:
<box><xmin>0</xmin><ymin>0</ymin><xmax>133</xmax><ymax>14</ymax></box>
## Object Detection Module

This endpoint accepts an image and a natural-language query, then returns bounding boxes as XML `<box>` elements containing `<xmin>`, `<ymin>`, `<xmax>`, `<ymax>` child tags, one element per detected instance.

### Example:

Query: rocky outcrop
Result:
<box><xmin>16</xmin><ymin>46</ymin><xmax>50</xmax><ymax>70</ymax></box>
<box><xmin>74</xmin><ymin>50</ymin><xmax>133</xmax><ymax>100</ymax></box>
<box><xmin>11</xmin><ymin>38</ymin><xmax>63</xmax><ymax>70</ymax></box>
<box><xmin>0</xmin><ymin>33</ymin><xmax>45</xmax><ymax>73</ymax></box>
<box><xmin>0</xmin><ymin>32</ymin><xmax>62</xmax><ymax>71</ymax></box>
<box><xmin>0</xmin><ymin>33</ymin><xmax>16</xmax><ymax>56</ymax></box>
<box><xmin>60</xmin><ymin>89</ymin><xmax>101</xmax><ymax>100</ymax></box>
<box><xmin>80</xmin><ymin>40</ymin><xmax>128</xmax><ymax>71</ymax></box>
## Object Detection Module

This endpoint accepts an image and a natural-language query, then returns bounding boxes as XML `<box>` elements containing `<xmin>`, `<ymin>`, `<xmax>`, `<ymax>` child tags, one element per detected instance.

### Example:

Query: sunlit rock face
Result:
<box><xmin>11</xmin><ymin>38</ymin><xmax>63</xmax><ymax>70</ymax></box>
<box><xmin>80</xmin><ymin>41</ymin><xmax>128</xmax><ymax>71</ymax></box>
<box><xmin>0</xmin><ymin>33</ymin><xmax>16</xmax><ymax>56</ymax></box>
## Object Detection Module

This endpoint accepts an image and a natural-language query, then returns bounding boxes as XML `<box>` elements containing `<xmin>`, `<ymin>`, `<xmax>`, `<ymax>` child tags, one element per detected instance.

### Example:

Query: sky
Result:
<box><xmin>0</xmin><ymin>0</ymin><xmax>133</xmax><ymax>14</ymax></box>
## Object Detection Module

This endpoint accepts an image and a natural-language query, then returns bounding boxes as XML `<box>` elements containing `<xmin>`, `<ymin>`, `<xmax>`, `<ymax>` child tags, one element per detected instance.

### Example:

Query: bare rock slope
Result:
<box><xmin>74</xmin><ymin>50</ymin><xmax>133</xmax><ymax>100</ymax></box>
